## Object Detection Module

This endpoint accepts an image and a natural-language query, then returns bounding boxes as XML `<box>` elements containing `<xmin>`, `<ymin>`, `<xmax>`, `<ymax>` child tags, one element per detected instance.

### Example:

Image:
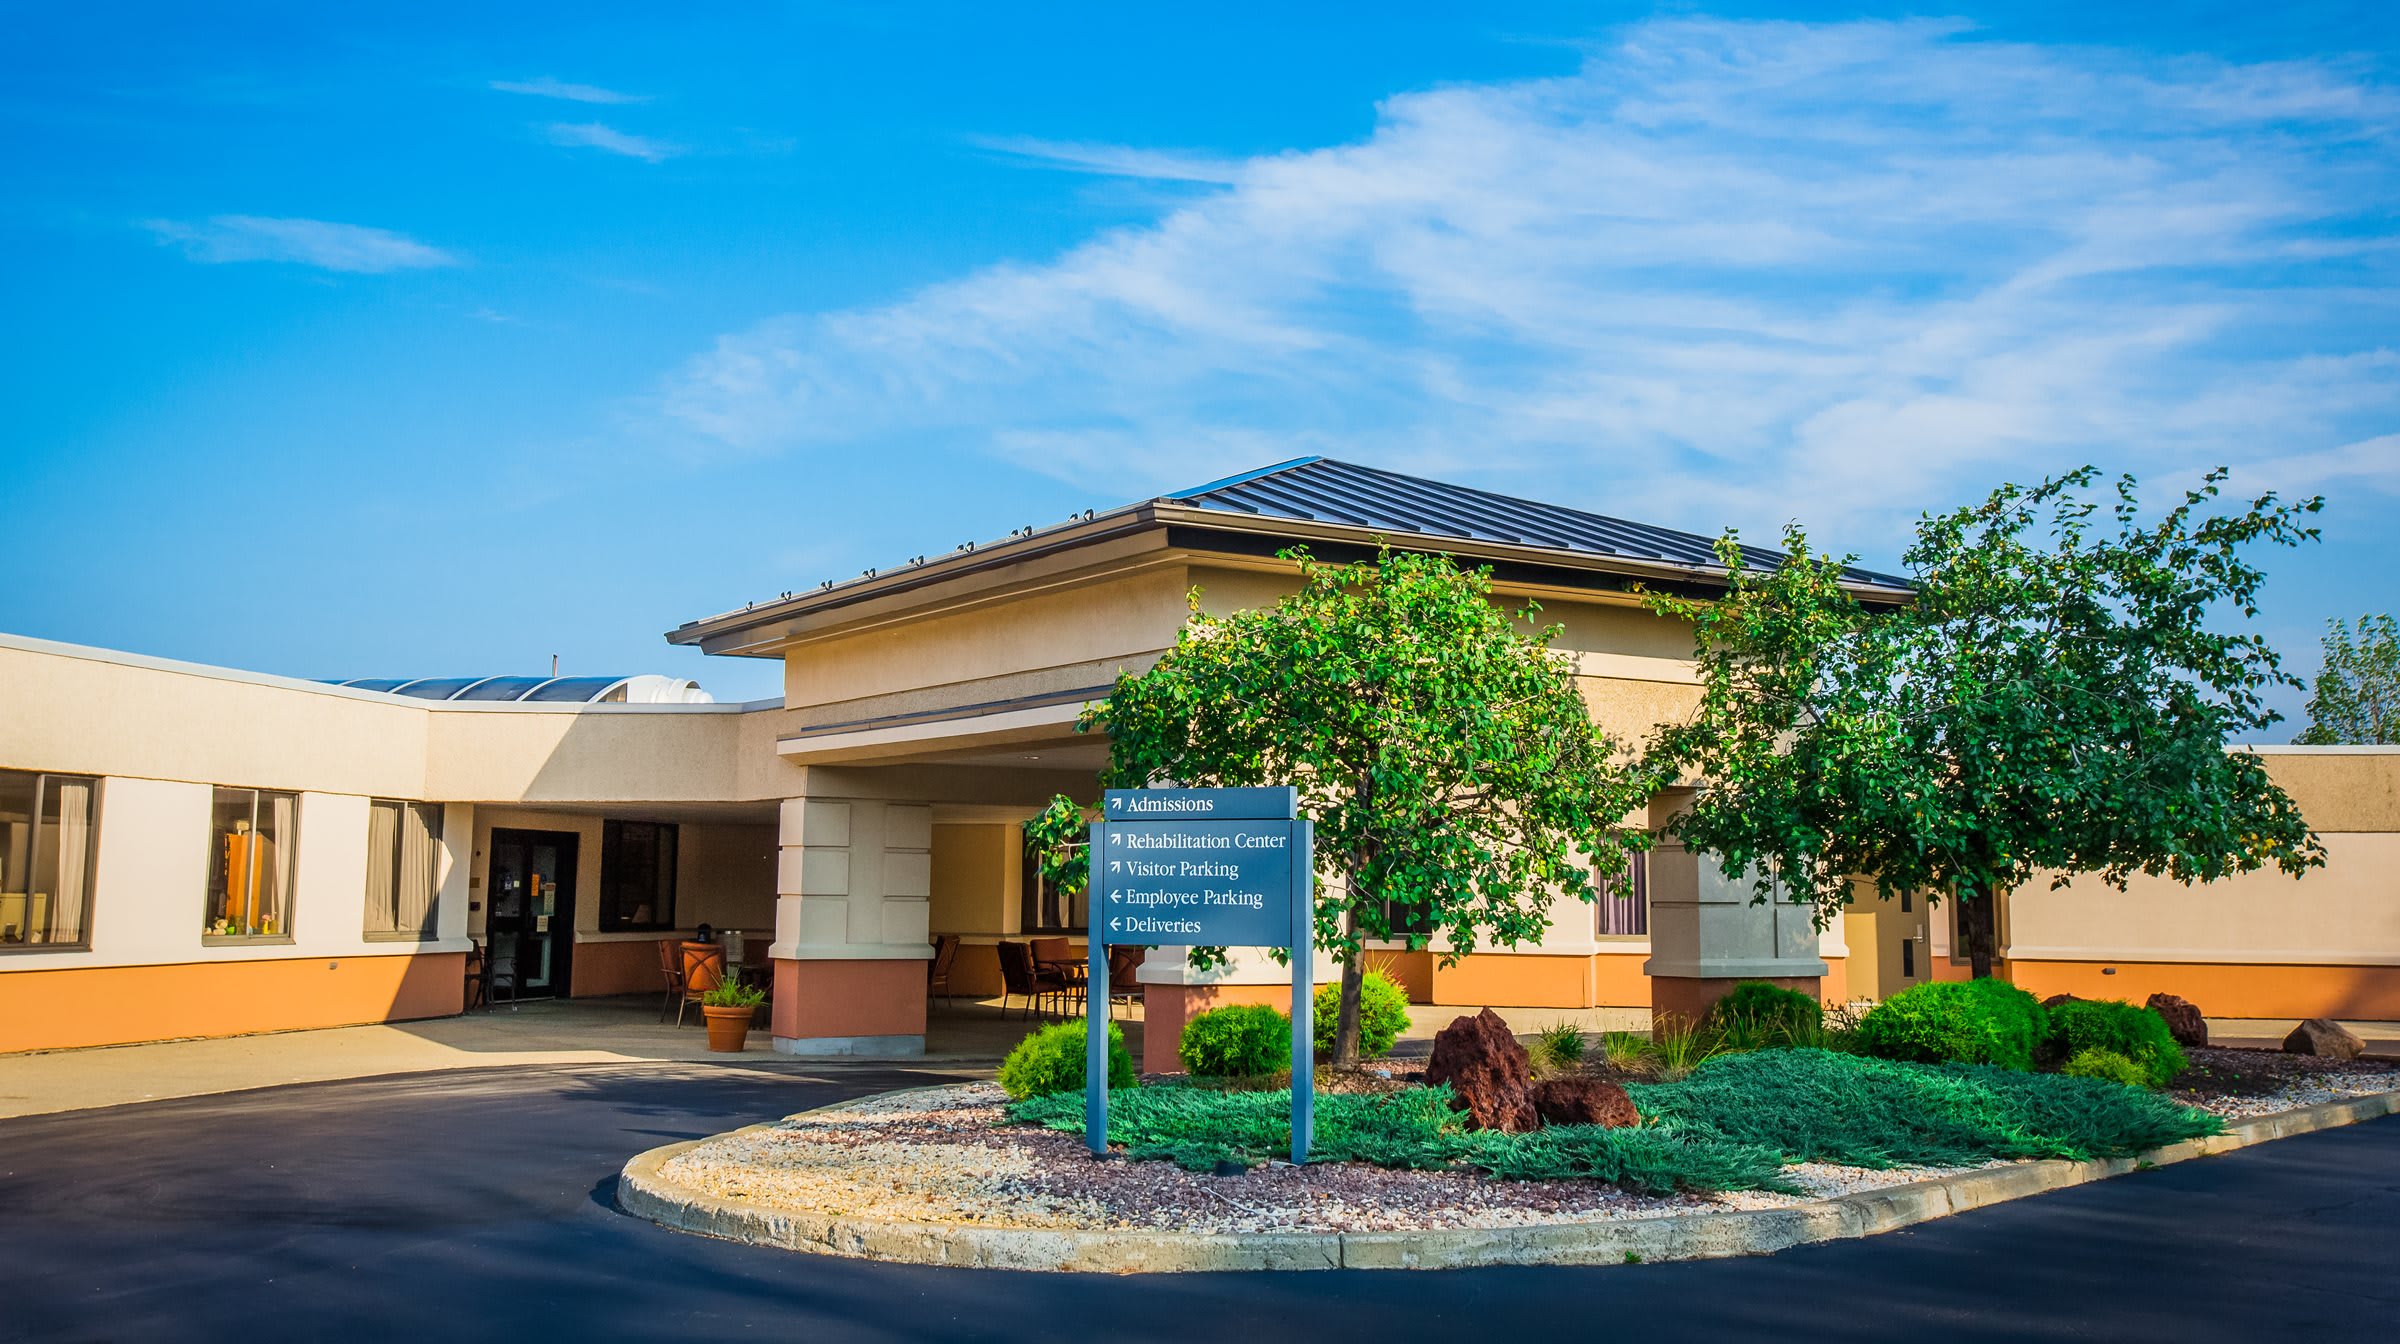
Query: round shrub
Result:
<box><xmin>1314</xmin><ymin>969</ymin><xmax>1413</xmax><ymax>1059</ymax></box>
<box><xmin>999</xmin><ymin>1019</ymin><xmax>1135</xmax><ymax>1100</ymax></box>
<box><xmin>1855</xmin><ymin>978</ymin><xmax>2049</xmax><ymax>1071</ymax></box>
<box><xmin>2060</xmin><ymin>1047</ymin><xmax>2153</xmax><ymax>1089</ymax></box>
<box><xmin>1179</xmin><ymin>1004</ymin><xmax>1293</xmax><ymax>1078</ymax></box>
<box><xmin>2048</xmin><ymin>999</ymin><xmax>2186</xmax><ymax>1087</ymax></box>
<box><xmin>1708</xmin><ymin>981</ymin><xmax>1824</xmax><ymax>1040</ymax></box>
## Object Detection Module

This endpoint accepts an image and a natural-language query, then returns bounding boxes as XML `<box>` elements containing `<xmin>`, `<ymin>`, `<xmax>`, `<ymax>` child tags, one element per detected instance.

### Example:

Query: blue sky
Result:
<box><xmin>4</xmin><ymin>3</ymin><xmax>2396</xmax><ymax>726</ymax></box>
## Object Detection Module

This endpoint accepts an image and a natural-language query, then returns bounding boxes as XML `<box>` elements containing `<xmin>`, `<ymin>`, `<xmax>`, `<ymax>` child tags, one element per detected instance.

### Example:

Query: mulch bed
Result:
<box><xmin>2165</xmin><ymin>1045</ymin><xmax>2399</xmax><ymax>1101</ymax></box>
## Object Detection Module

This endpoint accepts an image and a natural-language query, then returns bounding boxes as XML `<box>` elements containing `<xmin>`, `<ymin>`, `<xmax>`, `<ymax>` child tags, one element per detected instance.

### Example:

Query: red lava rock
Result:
<box><xmin>1423</xmin><ymin>1008</ymin><xmax>1539</xmax><ymax>1133</ymax></box>
<box><xmin>2145</xmin><ymin>993</ymin><xmax>2210</xmax><ymax>1048</ymax></box>
<box><xmin>2040</xmin><ymin>994</ymin><xmax>2082</xmax><ymax>1009</ymax></box>
<box><xmin>2283</xmin><ymin>1017</ymin><xmax>2366</xmax><ymax>1060</ymax></box>
<box><xmin>1532</xmin><ymin>1076</ymin><xmax>1639</xmax><ymax>1128</ymax></box>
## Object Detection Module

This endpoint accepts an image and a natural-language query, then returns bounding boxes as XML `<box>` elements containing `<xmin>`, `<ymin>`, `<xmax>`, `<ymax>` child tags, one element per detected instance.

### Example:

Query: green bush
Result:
<box><xmin>2060</xmin><ymin>1048</ymin><xmax>2153</xmax><ymax>1088</ymax></box>
<box><xmin>998</xmin><ymin>1020</ymin><xmax>1136</xmax><ymax>1100</ymax></box>
<box><xmin>1178</xmin><ymin>1004</ymin><xmax>1293</xmax><ymax>1078</ymax></box>
<box><xmin>1313</xmin><ymin>969</ymin><xmax>1412</xmax><ymax>1059</ymax></box>
<box><xmin>1535</xmin><ymin>1021</ymin><xmax>1587</xmax><ymax>1070</ymax></box>
<box><xmin>1626</xmin><ymin>1048</ymin><xmax>2220</xmax><ymax>1166</ymax></box>
<box><xmin>2048</xmin><ymin>1000</ymin><xmax>2186</xmax><ymax>1086</ymax></box>
<box><xmin>1855</xmin><ymin>978</ymin><xmax>2049</xmax><ymax>1071</ymax></box>
<box><xmin>1708</xmin><ymin>981</ymin><xmax>1824</xmax><ymax>1041</ymax></box>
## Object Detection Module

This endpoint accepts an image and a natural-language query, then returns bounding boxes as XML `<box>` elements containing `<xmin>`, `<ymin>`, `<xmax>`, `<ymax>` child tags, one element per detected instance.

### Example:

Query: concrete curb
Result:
<box><xmin>616</xmin><ymin>1087</ymin><xmax>2400</xmax><ymax>1273</ymax></box>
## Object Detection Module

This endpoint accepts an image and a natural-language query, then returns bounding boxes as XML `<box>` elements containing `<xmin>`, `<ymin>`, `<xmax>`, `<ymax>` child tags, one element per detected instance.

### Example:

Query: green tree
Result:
<box><xmin>1643</xmin><ymin>468</ymin><xmax>2326</xmax><ymax>980</ymax></box>
<box><xmin>2297</xmin><ymin>614</ymin><xmax>2399</xmax><ymax>745</ymax></box>
<box><xmin>1034</xmin><ymin>547</ymin><xmax>1648</xmax><ymax>1065</ymax></box>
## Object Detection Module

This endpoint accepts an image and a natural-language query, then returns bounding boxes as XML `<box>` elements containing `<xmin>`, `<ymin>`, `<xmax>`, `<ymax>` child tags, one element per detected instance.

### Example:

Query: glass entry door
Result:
<box><xmin>487</xmin><ymin>828</ymin><xmax>578</xmax><ymax>998</ymax></box>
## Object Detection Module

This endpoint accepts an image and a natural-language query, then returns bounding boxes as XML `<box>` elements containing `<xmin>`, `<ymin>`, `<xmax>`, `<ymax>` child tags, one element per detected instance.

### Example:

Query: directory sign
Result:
<box><xmin>1085</xmin><ymin>787</ymin><xmax>1315</xmax><ymax>1165</ymax></box>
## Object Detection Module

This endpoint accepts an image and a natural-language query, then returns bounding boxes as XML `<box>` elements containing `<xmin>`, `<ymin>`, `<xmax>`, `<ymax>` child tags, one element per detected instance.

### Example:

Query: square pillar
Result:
<box><xmin>770</xmin><ymin>788</ymin><xmax>934</xmax><ymax>1057</ymax></box>
<box><xmin>1642</xmin><ymin>834</ymin><xmax>1827</xmax><ymax>1027</ymax></box>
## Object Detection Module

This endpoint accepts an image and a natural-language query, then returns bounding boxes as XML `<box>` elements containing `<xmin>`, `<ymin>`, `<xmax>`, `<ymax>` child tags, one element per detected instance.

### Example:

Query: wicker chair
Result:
<box><xmin>927</xmin><ymin>934</ymin><xmax>960</xmax><ymax>1010</ymax></box>
<box><xmin>655</xmin><ymin>938</ymin><xmax>686</xmax><ymax>1023</ymax></box>
<box><xmin>996</xmin><ymin>940</ymin><xmax>1069</xmax><ymax>1019</ymax></box>
<box><xmin>677</xmin><ymin>941</ymin><xmax>726</xmax><ymax>1028</ymax></box>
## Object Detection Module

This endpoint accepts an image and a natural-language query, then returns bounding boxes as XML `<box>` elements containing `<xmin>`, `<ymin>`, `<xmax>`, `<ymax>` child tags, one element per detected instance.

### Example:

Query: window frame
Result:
<box><xmin>362</xmin><ymin>799</ymin><xmax>445</xmax><ymax>943</ymax></box>
<box><xmin>1017</xmin><ymin>834</ymin><xmax>1086</xmax><ymax>935</ymax></box>
<box><xmin>598</xmin><ymin>818</ymin><xmax>679</xmax><ymax>932</ymax></box>
<box><xmin>0</xmin><ymin>768</ymin><xmax>101</xmax><ymax>954</ymax></box>
<box><xmin>203</xmin><ymin>785</ymin><xmax>300</xmax><ymax>945</ymax></box>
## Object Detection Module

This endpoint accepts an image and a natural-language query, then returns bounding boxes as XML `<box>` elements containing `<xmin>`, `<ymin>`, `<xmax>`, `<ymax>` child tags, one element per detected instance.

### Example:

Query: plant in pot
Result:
<box><xmin>699</xmin><ymin>976</ymin><xmax>766</xmax><ymax>1053</ymax></box>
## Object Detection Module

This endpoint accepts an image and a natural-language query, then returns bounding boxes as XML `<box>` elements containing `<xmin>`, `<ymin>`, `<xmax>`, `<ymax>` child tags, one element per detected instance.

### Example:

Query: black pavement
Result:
<box><xmin>3</xmin><ymin>1062</ymin><xmax>2395</xmax><ymax>1342</ymax></box>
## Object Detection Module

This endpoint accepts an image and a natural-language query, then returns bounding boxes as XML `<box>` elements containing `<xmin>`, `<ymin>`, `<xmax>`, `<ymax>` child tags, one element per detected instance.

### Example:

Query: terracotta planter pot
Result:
<box><xmin>702</xmin><ymin>1004</ymin><xmax>757</xmax><ymax>1052</ymax></box>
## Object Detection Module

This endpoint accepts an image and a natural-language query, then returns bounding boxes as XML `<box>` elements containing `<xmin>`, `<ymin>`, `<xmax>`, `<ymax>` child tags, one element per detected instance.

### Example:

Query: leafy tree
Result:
<box><xmin>2297</xmin><ymin>614</ymin><xmax>2399</xmax><ymax>745</ymax></box>
<box><xmin>1034</xmin><ymin>547</ymin><xmax>1648</xmax><ymax>1065</ymax></box>
<box><xmin>1643</xmin><ymin>468</ymin><xmax>2326</xmax><ymax>979</ymax></box>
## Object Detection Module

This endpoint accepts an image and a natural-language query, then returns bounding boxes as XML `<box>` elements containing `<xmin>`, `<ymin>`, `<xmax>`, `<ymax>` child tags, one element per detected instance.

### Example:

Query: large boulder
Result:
<box><xmin>1423</xmin><ymin>1008</ymin><xmax>1539</xmax><ymax>1133</ymax></box>
<box><xmin>2145</xmin><ymin>993</ymin><xmax>2209</xmax><ymax>1048</ymax></box>
<box><xmin>2283</xmin><ymin>1018</ymin><xmax>2366</xmax><ymax>1060</ymax></box>
<box><xmin>1532</xmin><ymin>1076</ymin><xmax>1640</xmax><ymax>1128</ymax></box>
<box><xmin>2040</xmin><ymin>994</ymin><xmax>2082</xmax><ymax>1010</ymax></box>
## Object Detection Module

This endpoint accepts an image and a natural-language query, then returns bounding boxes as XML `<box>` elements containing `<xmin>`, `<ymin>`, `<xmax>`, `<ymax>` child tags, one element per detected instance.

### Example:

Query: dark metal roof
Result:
<box><xmin>317</xmin><ymin>675</ymin><xmax>708</xmax><ymax>704</ymax></box>
<box><xmin>1167</xmin><ymin>457</ymin><xmax>1910</xmax><ymax>589</ymax></box>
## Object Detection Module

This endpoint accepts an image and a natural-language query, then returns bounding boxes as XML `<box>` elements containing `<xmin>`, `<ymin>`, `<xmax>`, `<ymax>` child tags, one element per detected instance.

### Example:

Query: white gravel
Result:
<box><xmin>2190</xmin><ymin>1070</ymin><xmax>2400</xmax><ymax>1121</ymax></box>
<box><xmin>655</xmin><ymin>1073</ymin><xmax>2398</xmax><ymax>1237</ymax></box>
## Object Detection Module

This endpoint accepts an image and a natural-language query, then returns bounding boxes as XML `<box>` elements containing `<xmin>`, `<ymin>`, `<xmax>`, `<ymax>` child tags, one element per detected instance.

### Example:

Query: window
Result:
<box><xmin>1593</xmin><ymin>851</ymin><xmax>1649</xmax><ymax>937</ymax></box>
<box><xmin>1018</xmin><ymin>837</ymin><xmax>1085</xmax><ymax>933</ymax></box>
<box><xmin>0</xmin><ymin>769</ymin><xmax>99</xmax><ymax>950</ymax></box>
<box><xmin>600</xmin><ymin>820</ymin><xmax>677</xmax><ymax>931</ymax></box>
<box><xmin>206</xmin><ymin>787</ymin><xmax>298</xmax><ymax>940</ymax></box>
<box><xmin>364</xmin><ymin>800</ymin><xmax>443</xmax><ymax>940</ymax></box>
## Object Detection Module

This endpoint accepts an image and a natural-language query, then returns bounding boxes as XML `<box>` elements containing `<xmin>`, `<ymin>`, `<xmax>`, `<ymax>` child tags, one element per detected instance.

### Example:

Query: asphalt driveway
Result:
<box><xmin>2</xmin><ymin>1063</ymin><xmax>2394</xmax><ymax>1342</ymax></box>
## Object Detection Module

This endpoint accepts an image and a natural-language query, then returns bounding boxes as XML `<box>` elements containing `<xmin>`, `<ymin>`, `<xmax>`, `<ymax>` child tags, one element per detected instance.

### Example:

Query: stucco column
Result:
<box><xmin>1642</xmin><ymin>833</ymin><xmax>1828</xmax><ymax>1027</ymax></box>
<box><xmin>770</xmin><ymin>786</ymin><xmax>935</xmax><ymax>1057</ymax></box>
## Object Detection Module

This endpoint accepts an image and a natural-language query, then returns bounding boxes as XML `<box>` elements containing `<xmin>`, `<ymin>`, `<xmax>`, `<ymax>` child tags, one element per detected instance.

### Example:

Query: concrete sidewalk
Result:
<box><xmin>5</xmin><ymin>997</ymin><xmax>2382</xmax><ymax>1121</ymax></box>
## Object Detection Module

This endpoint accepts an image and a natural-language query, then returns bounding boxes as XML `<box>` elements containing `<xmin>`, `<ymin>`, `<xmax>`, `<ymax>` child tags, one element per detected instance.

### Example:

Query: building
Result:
<box><xmin>4</xmin><ymin>458</ymin><xmax>2393</xmax><ymax>1062</ymax></box>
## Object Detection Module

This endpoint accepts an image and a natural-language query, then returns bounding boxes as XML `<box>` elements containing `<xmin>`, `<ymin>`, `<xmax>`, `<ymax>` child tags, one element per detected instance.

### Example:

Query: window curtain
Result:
<box><xmin>396</xmin><ymin>802</ymin><xmax>440</xmax><ymax>940</ymax></box>
<box><xmin>1594</xmin><ymin>852</ymin><xmax>1649</xmax><ymax>937</ymax></box>
<box><xmin>48</xmin><ymin>776</ymin><xmax>92</xmax><ymax>944</ymax></box>
<box><xmin>365</xmin><ymin>800</ymin><xmax>399</xmax><ymax>934</ymax></box>
<box><xmin>261</xmin><ymin>791</ymin><xmax>298</xmax><ymax>934</ymax></box>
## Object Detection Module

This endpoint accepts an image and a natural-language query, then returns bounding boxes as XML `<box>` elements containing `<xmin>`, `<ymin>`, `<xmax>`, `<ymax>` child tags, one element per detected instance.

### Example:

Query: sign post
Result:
<box><xmin>1086</xmin><ymin>787</ymin><xmax>1313</xmax><ymax>1166</ymax></box>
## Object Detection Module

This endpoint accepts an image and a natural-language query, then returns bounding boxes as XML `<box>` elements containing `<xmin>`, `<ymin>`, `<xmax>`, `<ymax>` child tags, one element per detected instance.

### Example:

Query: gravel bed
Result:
<box><xmin>661</xmin><ymin>1084</ymin><xmax>1991</xmax><ymax>1235</ymax></box>
<box><xmin>655</xmin><ymin>1058</ymin><xmax>2400</xmax><ymax>1238</ymax></box>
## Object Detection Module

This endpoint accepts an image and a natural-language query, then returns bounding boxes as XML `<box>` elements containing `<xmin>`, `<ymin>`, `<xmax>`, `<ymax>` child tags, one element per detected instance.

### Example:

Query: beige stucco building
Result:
<box><xmin>3</xmin><ymin>458</ymin><xmax>2392</xmax><ymax>1062</ymax></box>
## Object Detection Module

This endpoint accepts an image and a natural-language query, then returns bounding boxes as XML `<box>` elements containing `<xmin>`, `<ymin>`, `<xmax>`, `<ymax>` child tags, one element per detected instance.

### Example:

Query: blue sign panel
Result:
<box><xmin>1092</xmin><ymin>819</ymin><xmax>1298</xmax><ymax>947</ymax></box>
<box><xmin>1086</xmin><ymin>788</ymin><xmax>1315</xmax><ymax>1165</ymax></box>
<box><xmin>1103</xmin><ymin>787</ymin><xmax>1297</xmax><ymax>822</ymax></box>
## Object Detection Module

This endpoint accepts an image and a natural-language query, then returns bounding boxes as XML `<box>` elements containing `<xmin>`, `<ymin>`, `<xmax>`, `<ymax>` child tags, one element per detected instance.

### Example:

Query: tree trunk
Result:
<box><xmin>1332</xmin><ymin>906</ymin><xmax>1365</xmax><ymax>1066</ymax></box>
<box><xmin>1959</xmin><ymin>884</ymin><xmax>1998</xmax><ymax>980</ymax></box>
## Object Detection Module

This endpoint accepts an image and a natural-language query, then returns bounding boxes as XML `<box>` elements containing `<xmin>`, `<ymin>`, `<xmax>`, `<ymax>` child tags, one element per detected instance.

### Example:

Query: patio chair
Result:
<box><xmin>487</xmin><ymin>952</ymin><xmax>518</xmax><ymax>1010</ymax></box>
<box><xmin>655</xmin><ymin>938</ymin><xmax>686</xmax><ymax>1023</ymax></box>
<box><xmin>677</xmin><ymin>941</ymin><xmax>726</xmax><ymax>1029</ymax></box>
<box><xmin>996</xmin><ymin>940</ymin><xmax>1069</xmax><ymax>1020</ymax></box>
<box><xmin>1106</xmin><ymin>945</ymin><xmax>1144</xmax><ymax>1018</ymax></box>
<box><xmin>927</xmin><ymin>934</ymin><xmax>959</xmax><ymax>1010</ymax></box>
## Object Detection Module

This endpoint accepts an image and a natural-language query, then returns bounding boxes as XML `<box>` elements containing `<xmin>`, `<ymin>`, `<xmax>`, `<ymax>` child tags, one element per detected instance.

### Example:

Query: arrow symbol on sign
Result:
<box><xmin>1108</xmin><ymin>917</ymin><xmax>1122</xmax><ymax>933</ymax></box>
<box><xmin>1108</xmin><ymin>860</ymin><xmax>1121</xmax><ymax>873</ymax></box>
<box><xmin>1108</xmin><ymin>796</ymin><xmax>1121</xmax><ymax>811</ymax></box>
<box><xmin>1107</xmin><ymin>832</ymin><xmax>1118</xmax><ymax>845</ymax></box>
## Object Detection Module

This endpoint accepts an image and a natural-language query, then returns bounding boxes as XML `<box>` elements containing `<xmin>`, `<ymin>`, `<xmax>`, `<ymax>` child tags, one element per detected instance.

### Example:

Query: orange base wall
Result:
<box><xmin>568</xmin><ymin>937</ymin><xmax>676</xmax><ymax>999</ymax></box>
<box><xmin>1139</xmin><ymin>981</ymin><xmax>1296</xmax><ymax>1074</ymax></box>
<box><xmin>0</xmin><ymin>953</ymin><xmax>466</xmax><ymax>1054</ymax></box>
<box><xmin>773</xmin><ymin>957</ymin><xmax>930</xmax><ymax>1045</ymax></box>
<box><xmin>1650</xmin><ymin>974</ymin><xmax>1823</xmax><ymax>1030</ymax></box>
<box><xmin>2007</xmin><ymin>960</ymin><xmax>2400</xmax><ymax>1020</ymax></box>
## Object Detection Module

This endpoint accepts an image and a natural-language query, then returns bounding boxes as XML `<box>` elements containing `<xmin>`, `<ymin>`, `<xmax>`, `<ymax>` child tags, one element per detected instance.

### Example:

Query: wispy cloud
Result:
<box><xmin>973</xmin><ymin>135</ymin><xmax>1243</xmax><ymax>184</ymax></box>
<box><xmin>491</xmin><ymin>76</ymin><xmax>647</xmax><ymax>105</ymax></box>
<box><xmin>653</xmin><ymin>17</ymin><xmax>2400</xmax><ymax>541</ymax></box>
<box><xmin>543</xmin><ymin>121</ymin><xmax>681</xmax><ymax>162</ymax></box>
<box><xmin>144</xmin><ymin>215</ymin><xmax>459</xmax><ymax>272</ymax></box>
